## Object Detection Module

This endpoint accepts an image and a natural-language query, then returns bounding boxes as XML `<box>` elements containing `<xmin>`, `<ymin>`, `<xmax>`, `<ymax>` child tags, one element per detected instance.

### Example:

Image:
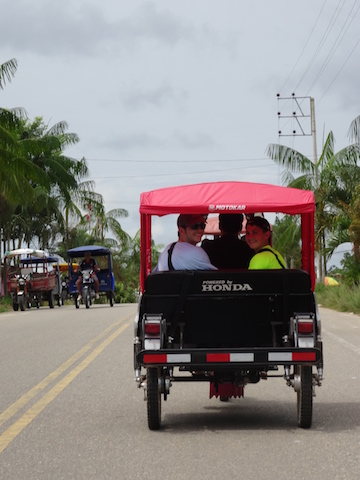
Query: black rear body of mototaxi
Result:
<box><xmin>135</xmin><ymin>269</ymin><xmax>322</xmax><ymax>377</ymax></box>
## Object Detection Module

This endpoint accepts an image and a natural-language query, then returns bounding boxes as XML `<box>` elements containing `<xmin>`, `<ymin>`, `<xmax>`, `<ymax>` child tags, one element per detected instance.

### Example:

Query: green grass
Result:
<box><xmin>0</xmin><ymin>295</ymin><xmax>13</xmax><ymax>313</ymax></box>
<box><xmin>315</xmin><ymin>283</ymin><xmax>360</xmax><ymax>314</ymax></box>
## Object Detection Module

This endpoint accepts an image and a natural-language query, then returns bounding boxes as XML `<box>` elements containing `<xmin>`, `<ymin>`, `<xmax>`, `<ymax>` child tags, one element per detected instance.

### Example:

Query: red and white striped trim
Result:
<box><xmin>143</xmin><ymin>353</ymin><xmax>191</xmax><ymax>364</ymax></box>
<box><xmin>206</xmin><ymin>353</ymin><xmax>254</xmax><ymax>362</ymax></box>
<box><xmin>142</xmin><ymin>350</ymin><xmax>317</xmax><ymax>364</ymax></box>
<box><xmin>269</xmin><ymin>352</ymin><xmax>317</xmax><ymax>362</ymax></box>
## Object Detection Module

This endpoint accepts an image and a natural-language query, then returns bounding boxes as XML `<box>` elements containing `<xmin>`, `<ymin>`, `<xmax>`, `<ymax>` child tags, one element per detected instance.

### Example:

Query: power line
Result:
<box><xmin>317</xmin><ymin>34</ymin><xmax>360</xmax><ymax>105</ymax></box>
<box><xmin>279</xmin><ymin>0</ymin><xmax>328</xmax><ymax>93</ymax></box>
<box><xmin>293</xmin><ymin>0</ymin><xmax>346</xmax><ymax>93</ymax></box>
<box><xmin>85</xmin><ymin>157</ymin><xmax>269</xmax><ymax>163</ymax></box>
<box><xmin>89</xmin><ymin>163</ymin><xmax>277</xmax><ymax>180</ymax></box>
<box><xmin>305</xmin><ymin>0</ymin><xmax>360</xmax><ymax>97</ymax></box>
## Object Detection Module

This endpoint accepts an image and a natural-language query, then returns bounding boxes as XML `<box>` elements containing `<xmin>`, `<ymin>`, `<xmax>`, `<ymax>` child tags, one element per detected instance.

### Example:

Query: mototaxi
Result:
<box><xmin>4</xmin><ymin>249</ymin><xmax>62</xmax><ymax>310</ymax></box>
<box><xmin>66</xmin><ymin>245</ymin><xmax>115</xmax><ymax>308</ymax></box>
<box><xmin>134</xmin><ymin>181</ymin><xmax>324</xmax><ymax>430</ymax></box>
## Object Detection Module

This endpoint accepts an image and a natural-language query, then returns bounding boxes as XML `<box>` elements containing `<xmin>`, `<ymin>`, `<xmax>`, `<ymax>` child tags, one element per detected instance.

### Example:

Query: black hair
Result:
<box><xmin>219</xmin><ymin>213</ymin><xmax>243</xmax><ymax>234</ymax></box>
<box><xmin>246</xmin><ymin>217</ymin><xmax>271</xmax><ymax>232</ymax></box>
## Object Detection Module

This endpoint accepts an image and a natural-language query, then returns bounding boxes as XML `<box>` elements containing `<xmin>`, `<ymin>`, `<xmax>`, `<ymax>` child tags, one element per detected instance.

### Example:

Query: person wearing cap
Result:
<box><xmin>245</xmin><ymin>217</ymin><xmax>286</xmax><ymax>269</ymax></box>
<box><xmin>154</xmin><ymin>214</ymin><xmax>217</xmax><ymax>271</ymax></box>
<box><xmin>76</xmin><ymin>251</ymin><xmax>100</xmax><ymax>300</ymax></box>
<box><xmin>201</xmin><ymin>213</ymin><xmax>254</xmax><ymax>269</ymax></box>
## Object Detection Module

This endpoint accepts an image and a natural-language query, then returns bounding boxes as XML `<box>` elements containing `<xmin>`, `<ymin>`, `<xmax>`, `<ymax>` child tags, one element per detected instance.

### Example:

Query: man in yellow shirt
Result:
<box><xmin>245</xmin><ymin>217</ymin><xmax>286</xmax><ymax>269</ymax></box>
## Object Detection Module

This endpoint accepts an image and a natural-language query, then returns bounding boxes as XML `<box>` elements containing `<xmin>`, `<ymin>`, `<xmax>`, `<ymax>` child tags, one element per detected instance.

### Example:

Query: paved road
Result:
<box><xmin>0</xmin><ymin>304</ymin><xmax>359</xmax><ymax>479</ymax></box>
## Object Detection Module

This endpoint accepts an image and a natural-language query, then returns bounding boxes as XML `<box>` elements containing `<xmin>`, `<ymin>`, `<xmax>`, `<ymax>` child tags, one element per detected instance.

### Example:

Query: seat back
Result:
<box><xmin>141</xmin><ymin>269</ymin><xmax>314</xmax><ymax>347</ymax></box>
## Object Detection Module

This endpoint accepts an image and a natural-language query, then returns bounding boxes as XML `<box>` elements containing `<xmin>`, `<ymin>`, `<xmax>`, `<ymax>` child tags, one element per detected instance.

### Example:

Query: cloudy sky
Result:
<box><xmin>1</xmin><ymin>0</ymin><xmax>359</xmax><ymax>259</ymax></box>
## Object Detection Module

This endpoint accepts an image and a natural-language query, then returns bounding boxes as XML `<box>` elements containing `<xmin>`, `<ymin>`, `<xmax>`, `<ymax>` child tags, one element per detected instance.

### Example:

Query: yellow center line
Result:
<box><xmin>0</xmin><ymin>321</ymin><xmax>131</xmax><ymax>454</ymax></box>
<box><xmin>0</xmin><ymin>311</ymin><xmax>135</xmax><ymax>428</ymax></box>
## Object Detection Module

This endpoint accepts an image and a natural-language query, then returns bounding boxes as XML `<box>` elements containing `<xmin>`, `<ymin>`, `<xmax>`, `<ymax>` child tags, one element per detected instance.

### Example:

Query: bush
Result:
<box><xmin>315</xmin><ymin>283</ymin><xmax>360</xmax><ymax>314</ymax></box>
<box><xmin>114</xmin><ymin>281</ymin><xmax>137</xmax><ymax>303</ymax></box>
<box><xmin>0</xmin><ymin>295</ymin><xmax>12</xmax><ymax>313</ymax></box>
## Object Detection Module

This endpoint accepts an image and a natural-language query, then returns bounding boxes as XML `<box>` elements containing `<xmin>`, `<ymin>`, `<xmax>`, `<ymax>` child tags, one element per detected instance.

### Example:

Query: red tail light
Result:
<box><xmin>145</xmin><ymin>323</ymin><xmax>161</xmax><ymax>335</ymax></box>
<box><xmin>298</xmin><ymin>322</ymin><xmax>313</xmax><ymax>334</ymax></box>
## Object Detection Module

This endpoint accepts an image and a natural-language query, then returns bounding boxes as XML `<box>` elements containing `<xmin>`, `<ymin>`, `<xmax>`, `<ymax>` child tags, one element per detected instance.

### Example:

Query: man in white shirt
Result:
<box><xmin>155</xmin><ymin>214</ymin><xmax>217</xmax><ymax>271</ymax></box>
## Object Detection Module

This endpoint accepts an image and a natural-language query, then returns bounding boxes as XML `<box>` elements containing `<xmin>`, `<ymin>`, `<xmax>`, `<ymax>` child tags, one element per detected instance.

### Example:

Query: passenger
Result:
<box><xmin>245</xmin><ymin>217</ymin><xmax>286</xmax><ymax>269</ymax></box>
<box><xmin>154</xmin><ymin>214</ymin><xmax>217</xmax><ymax>271</ymax></box>
<box><xmin>201</xmin><ymin>213</ymin><xmax>254</xmax><ymax>269</ymax></box>
<box><xmin>76</xmin><ymin>251</ymin><xmax>100</xmax><ymax>300</ymax></box>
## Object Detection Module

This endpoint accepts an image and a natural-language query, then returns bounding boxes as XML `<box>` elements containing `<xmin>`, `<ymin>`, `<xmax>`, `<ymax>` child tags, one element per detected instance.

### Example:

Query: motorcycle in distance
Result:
<box><xmin>14</xmin><ymin>271</ymin><xmax>31</xmax><ymax>311</ymax></box>
<box><xmin>61</xmin><ymin>277</ymin><xmax>69</xmax><ymax>303</ymax></box>
<box><xmin>57</xmin><ymin>263</ymin><xmax>74</xmax><ymax>304</ymax></box>
<box><xmin>76</xmin><ymin>269</ymin><xmax>96</xmax><ymax>309</ymax></box>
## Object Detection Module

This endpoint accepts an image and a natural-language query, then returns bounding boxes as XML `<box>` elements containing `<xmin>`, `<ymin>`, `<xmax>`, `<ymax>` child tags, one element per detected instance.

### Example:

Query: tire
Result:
<box><xmin>134</xmin><ymin>343</ymin><xmax>141</xmax><ymax>371</ymax></box>
<box><xmin>75</xmin><ymin>296</ymin><xmax>79</xmax><ymax>309</ymax></box>
<box><xmin>109</xmin><ymin>292</ymin><xmax>114</xmax><ymax>307</ymax></box>
<box><xmin>12</xmin><ymin>301</ymin><xmax>19</xmax><ymax>312</ymax></box>
<box><xmin>58</xmin><ymin>296</ymin><xmax>62</xmax><ymax>307</ymax></box>
<box><xmin>147</xmin><ymin>367</ymin><xmax>161</xmax><ymax>430</ymax></box>
<box><xmin>297</xmin><ymin>365</ymin><xmax>313</xmax><ymax>428</ymax></box>
<box><xmin>19</xmin><ymin>295</ymin><xmax>25</xmax><ymax>312</ymax></box>
<box><xmin>85</xmin><ymin>290</ymin><xmax>90</xmax><ymax>309</ymax></box>
<box><xmin>49</xmin><ymin>291</ymin><xmax>55</xmax><ymax>309</ymax></box>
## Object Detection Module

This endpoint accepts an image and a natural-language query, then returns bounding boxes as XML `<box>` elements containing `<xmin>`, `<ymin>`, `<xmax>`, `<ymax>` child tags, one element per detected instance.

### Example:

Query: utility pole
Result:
<box><xmin>277</xmin><ymin>94</ymin><xmax>322</xmax><ymax>281</ymax></box>
<box><xmin>310</xmin><ymin>97</ymin><xmax>318</xmax><ymax>189</ymax></box>
<box><xmin>309</xmin><ymin>97</ymin><xmax>324</xmax><ymax>282</ymax></box>
<box><xmin>277</xmin><ymin>93</ymin><xmax>312</xmax><ymax>138</ymax></box>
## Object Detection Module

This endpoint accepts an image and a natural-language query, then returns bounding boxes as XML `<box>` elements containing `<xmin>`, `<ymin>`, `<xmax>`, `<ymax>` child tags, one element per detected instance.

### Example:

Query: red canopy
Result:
<box><xmin>140</xmin><ymin>181</ymin><xmax>315</xmax><ymax>216</ymax></box>
<box><xmin>139</xmin><ymin>182</ymin><xmax>315</xmax><ymax>291</ymax></box>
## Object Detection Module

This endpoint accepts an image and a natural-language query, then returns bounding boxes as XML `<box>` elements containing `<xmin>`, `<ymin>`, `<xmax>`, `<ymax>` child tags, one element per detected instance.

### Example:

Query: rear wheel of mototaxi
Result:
<box><xmin>75</xmin><ymin>295</ymin><xmax>80</xmax><ymax>309</ymax></box>
<box><xmin>296</xmin><ymin>365</ymin><xmax>313</xmax><ymax>429</ymax></box>
<box><xmin>147</xmin><ymin>367</ymin><xmax>162</xmax><ymax>430</ymax></box>
<box><xmin>109</xmin><ymin>291</ymin><xmax>114</xmax><ymax>307</ymax></box>
<box><xmin>48</xmin><ymin>291</ymin><xmax>55</xmax><ymax>309</ymax></box>
<box><xmin>12</xmin><ymin>295</ymin><xmax>19</xmax><ymax>311</ymax></box>
<box><xmin>18</xmin><ymin>294</ymin><xmax>26</xmax><ymax>311</ymax></box>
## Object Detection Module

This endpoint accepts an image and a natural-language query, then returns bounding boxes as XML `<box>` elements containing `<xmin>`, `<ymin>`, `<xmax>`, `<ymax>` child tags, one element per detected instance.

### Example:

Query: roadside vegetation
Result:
<box><xmin>269</xmin><ymin>112</ymin><xmax>360</xmax><ymax>315</ymax></box>
<box><xmin>315</xmin><ymin>282</ymin><xmax>360</xmax><ymax>314</ymax></box>
<box><xmin>0</xmin><ymin>59</ymin><xmax>161</xmax><ymax>305</ymax></box>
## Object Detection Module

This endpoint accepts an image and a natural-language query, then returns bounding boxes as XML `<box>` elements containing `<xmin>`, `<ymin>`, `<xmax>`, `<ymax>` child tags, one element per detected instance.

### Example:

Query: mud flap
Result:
<box><xmin>210</xmin><ymin>382</ymin><xmax>244</xmax><ymax>399</ymax></box>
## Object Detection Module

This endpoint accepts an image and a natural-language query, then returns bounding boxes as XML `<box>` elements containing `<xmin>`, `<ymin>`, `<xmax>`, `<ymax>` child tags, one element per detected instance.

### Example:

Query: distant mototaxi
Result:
<box><xmin>4</xmin><ymin>248</ymin><xmax>62</xmax><ymax>309</ymax></box>
<box><xmin>66</xmin><ymin>245</ymin><xmax>115</xmax><ymax>307</ymax></box>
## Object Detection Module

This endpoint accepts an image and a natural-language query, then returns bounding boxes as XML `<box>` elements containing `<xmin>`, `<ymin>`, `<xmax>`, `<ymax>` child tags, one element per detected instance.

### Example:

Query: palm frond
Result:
<box><xmin>348</xmin><ymin>115</ymin><xmax>360</xmax><ymax>144</ymax></box>
<box><xmin>318</xmin><ymin>131</ymin><xmax>334</xmax><ymax>168</ymax></box>
<box><xmin>0</xmin><ymin>59</ymin><xmax>18</xmax><ymax>90</ymax></box>
<box><xmin>107</xmin><ymin>208</ymin><xmax>129</xmax><ymax>219</ymax></box>
<box><xmin>266</xmin><ymin>143</ymin><xmax>314</xmax><ymax>175</ymax></box>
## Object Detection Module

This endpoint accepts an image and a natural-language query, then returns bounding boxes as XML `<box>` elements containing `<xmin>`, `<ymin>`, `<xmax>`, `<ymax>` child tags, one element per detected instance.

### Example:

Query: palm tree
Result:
<box><xmin>272</xmin><ymin>215</ymin><xmax>302</xmax><ymax>268</ymax></box>
<box><xmin>0</xmin><ymin>114</ymin><xmax>91</xmax><ymax>250</ymax></box>
<box><xmin>267</xmin><ymin>123</ymin><xmax>360</xmax><ymax>281</ymax></box>
<box><xmin>92</xmin><ymin>207</ymin><xmax>129</xmax><ymax>246</ymax></box>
